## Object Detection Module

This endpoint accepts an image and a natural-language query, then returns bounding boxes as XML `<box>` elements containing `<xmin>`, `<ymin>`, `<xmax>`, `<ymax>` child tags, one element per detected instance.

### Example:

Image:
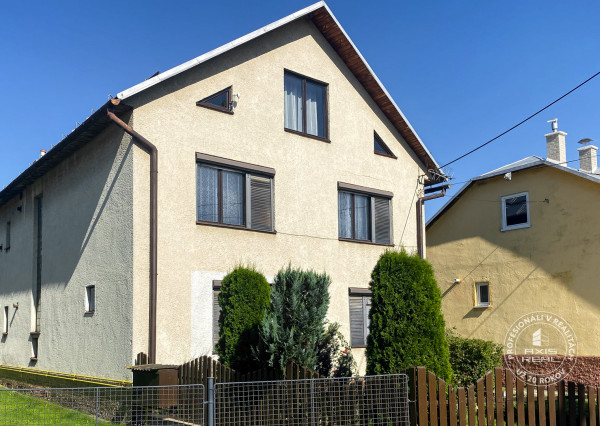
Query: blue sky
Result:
<box><xmin>1</xmin><ymin>1</ymin><xmax>599</xmax><ymax>219</ymax></box>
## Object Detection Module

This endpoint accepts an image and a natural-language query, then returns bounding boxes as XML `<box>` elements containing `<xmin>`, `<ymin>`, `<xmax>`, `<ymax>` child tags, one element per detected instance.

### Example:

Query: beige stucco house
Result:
<box><xmin>427</xmin><ymin>126</ymin><xmax>600</xmax><ymax>369</ymax></box>
<box><xmin>0</xmin><ymin>2</ymin><xmax>445</xmax><ymax>381</ymax></box>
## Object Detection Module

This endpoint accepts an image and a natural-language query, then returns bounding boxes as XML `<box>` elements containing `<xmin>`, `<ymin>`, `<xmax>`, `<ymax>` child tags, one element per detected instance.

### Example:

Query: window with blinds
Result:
<box><xmin>213</xmin><ymin>287</ymin><xmax>221</xmax><ymax>354</ymax></box>
<box><xmin>349</xmin><ymin>290</ymin><xmax>372</xmax><ymax>347</ymax></box>
<box><xmin>338</xmin><ymin>183</ymin><xmax>392</xmax><ymax>245</ymax></box>
<box><xmin>196</xmin><ymin>153</ymin><xmax>275</xmax><ymax>232</ymax></box>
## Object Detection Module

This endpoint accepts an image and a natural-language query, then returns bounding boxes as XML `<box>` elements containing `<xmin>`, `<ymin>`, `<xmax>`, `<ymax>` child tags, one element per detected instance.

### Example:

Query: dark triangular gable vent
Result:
<box><xmin>196</xmin><ymin>86</ymin><xmax>233</xmax><ymax>114</ymax></box>
<box><xmin>374</xmin><ymin>132</ymin><xmax>397</xmax><ymax>159</ymax></box>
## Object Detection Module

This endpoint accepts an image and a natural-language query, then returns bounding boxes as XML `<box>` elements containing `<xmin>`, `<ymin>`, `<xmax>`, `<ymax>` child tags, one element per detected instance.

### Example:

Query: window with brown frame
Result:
<box><xmin>196</xmin><ymin>86</ymin><xmax>233</xmax><ymax>114</ymax></box>
<box><xmin>349</xmin><ymin>288</ymin><xmax>371</xmax><ymax>347</ymax></box>
<box><xmin>212</xmin><ymin>280</ymin><xmax>222</xmax><ymax>354</ymax></box>
<box><xmin>196</xmin><ymin>153</ymin><xmax>275</xmax><ymax>232</ymax></box>
<box><xmin>284</xmin><ymin>71</ymin><xmax>328</xmax><ymax>140</ymax></box>
<box><xmin>374</xmin><ymin>132</ymin><xmax>397</xmax><ymax>159</ymax></box>
<box><xmin>338</xmin><ymin>182</ymin><xmax>392</xmax><ymax>245</ymax></box>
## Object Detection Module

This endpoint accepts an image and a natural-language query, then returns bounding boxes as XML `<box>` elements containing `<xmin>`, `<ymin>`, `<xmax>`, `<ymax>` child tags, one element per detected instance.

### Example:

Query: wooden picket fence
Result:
<box><xmin>177</xmin><ymin>355</ymin><xmax>322</xmax><ymax>387</ymax></box>
<box><xmin>408</xmin><ymin>366</ymin><xmax>600</xmax><ymax>426</ymax></box>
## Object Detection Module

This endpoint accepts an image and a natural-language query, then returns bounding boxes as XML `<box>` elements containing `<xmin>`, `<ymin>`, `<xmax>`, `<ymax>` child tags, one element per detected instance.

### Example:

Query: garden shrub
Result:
<box><xmin>315</xmin><ymin>323</ymin><xmax>357</xmax><ymax>377</ymax></box>
<box><xmin>217</xmin><ymin>266</ymin><xmax>270</xmax><ymax>373</ymax></box>
<box><xmin>366</xmin><ymin>249</ymin><xmax>452</xmax><ymax>381</ymax></box>
<box><xmin>446</xmin><ymin>328</ymin><xmax>503</xmax><ymax>386</ymax></box>
<box><xmin>255</xmin><ymin>265</ymin><xmax>330</xmax><ymax>373</ymax></box>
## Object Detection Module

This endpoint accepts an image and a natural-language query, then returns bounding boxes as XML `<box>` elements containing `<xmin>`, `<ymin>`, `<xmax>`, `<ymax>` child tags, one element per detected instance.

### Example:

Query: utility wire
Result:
<box><xmin>439</xmin><ymin>70</ymin><xmax>600</xmax><ymax>169</ymax></box>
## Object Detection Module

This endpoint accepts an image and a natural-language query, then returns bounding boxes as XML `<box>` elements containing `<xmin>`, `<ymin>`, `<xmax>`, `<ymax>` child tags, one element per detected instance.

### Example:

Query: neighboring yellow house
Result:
<box><xmin>0</xmin><ymin>2</ymin><xmax>445</xmax><ymax>380</ymax></box>
<box><xmin>426</xmin><ymin>126</ymin><xmax>600</xmax><ymax>367</ymax></box>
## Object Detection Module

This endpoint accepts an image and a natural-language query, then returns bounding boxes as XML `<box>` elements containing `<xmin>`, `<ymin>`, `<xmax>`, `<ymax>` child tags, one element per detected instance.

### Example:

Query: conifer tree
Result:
<box><xmin>366</xmin><ymin>249</ymin><xmax>452</xmax><ymax>381</ymax></box>
<box><xmin>217</xmin><ymin>266</ymin><xmax>270</xmax><ymax>373</ymax></box>
<box><xmin>255</xmin><ymin>265</ymin><xmax>330</xmax><ymax>372</ymax></box>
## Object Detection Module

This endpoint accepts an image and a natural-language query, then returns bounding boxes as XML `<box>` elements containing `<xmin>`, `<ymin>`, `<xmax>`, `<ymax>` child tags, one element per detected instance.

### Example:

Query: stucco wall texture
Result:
<box><xmin>0</xmin><ymin>125</ymin><xmax>135</xmax><ymax>380</ymax></box>
<box><xmin>126</xmin><ymin>19</ymin><xmax>427</xmax><ymax>372</ymax></box>
<box><xmin>427</xmin><ymin>166</ymin><xmax>600</xmax><ymax>357</ymax></box>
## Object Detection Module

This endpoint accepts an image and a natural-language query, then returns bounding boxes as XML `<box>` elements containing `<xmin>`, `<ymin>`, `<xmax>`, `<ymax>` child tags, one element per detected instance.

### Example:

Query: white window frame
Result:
<box><xmin>85</xmin><ymin>284</ymin><xmax>96</xmax><ymax>313</ymax></box>
<box><xmin>475</xmin><ymin>282</ymin><xmax>490</xmax><ymax>308</ymax></box>
<box><xmin>501</xmin><ymin>192</ymin><xmax>530</xmax><ymax>231</ymax></box>
<box><xmin>3</xmin><ymin>306</ymin><xmax>8</xmax><ymax>334</ymax></box>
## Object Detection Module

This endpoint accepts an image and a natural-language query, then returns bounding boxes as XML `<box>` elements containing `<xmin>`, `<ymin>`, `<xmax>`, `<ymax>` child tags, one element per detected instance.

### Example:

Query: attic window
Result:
<box><xmin>196</xmin><ymin>86</ymin><xmax>233</xmax><ymax>114</ymax></box>
<box><xmin>374</xmin><ymin>132</ymin><xmax>396</xmax><ymax>159</ymax></box>
<box><xmin>501</xmin><ymin>192</ymin><xmax>530</xmax><ymax>231</ymax></box>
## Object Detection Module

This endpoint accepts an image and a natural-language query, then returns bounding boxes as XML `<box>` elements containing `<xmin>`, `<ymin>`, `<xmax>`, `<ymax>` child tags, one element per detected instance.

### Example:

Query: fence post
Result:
<box><xmin>95</xmin><ymin>387</ymin><xmax>99</xmax><ymax>426</ymax></box>
<box><xmin>207</xmin><ymin>377</ymin><xmax>215</xmax><ymax>426</ymax></box>
<box><xmin>311</xmin><ymin>380</ymin><xmax>316</xmax><ymax>426</ymax></box>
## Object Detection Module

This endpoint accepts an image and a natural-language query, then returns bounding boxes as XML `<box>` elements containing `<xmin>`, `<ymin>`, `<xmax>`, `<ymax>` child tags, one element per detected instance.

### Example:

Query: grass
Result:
<box><xmin>0</xmin><ymin>388</ymin><xmax>112</xmax><ymax>425</ymax></box>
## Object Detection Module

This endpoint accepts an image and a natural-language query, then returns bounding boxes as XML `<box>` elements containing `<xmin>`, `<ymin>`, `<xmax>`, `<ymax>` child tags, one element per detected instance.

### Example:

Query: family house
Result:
<box><xmin>427</xmin><ymin>125</ymin><xmax>600</xmax><ymax>371</ymax></box>
<box><xmin>0</xmin><ymin>2</ymin><xmax>444</xmax><ymax>380</ymax></box>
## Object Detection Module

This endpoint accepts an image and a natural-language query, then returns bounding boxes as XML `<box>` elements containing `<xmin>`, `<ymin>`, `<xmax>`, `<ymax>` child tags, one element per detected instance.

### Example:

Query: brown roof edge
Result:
<box><xmin>0</xmin><ymin>100</ymin><xmax>133</xmax><ymax>208</ymax></box>
<box><xmin>309</xmin><ymin>7</ymin><xmax>444</xmax><ymax>184</ymax></box>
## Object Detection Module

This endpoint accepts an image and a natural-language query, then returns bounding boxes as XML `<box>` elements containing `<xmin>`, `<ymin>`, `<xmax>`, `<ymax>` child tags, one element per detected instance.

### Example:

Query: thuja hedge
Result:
<box><xmin>217</xmin><ymin>266</ymin><xmax>271</xmax><ymax>373</ymax></box>
<box><xmin>366</xmin><ymin>249</ymin><xmax>452</xmax><ymax>381</ymax></box>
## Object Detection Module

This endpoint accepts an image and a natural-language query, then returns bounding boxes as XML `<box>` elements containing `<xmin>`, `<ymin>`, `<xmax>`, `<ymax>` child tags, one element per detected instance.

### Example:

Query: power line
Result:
<box><xmin>439</xmin><ymin>70</ymin><xmax>600</xmax><ymax>169</ymax></box>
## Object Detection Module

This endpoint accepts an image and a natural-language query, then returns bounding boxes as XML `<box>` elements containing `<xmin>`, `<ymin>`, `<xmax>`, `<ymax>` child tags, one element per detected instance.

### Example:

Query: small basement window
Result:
<box><xmin>501</xmin><ymin>192</ymin><xmax>530</xmax><ymax>231</ymax></box>
<box><xmin>85</xmin><ymin>285</ymin><xmax>95</xmax><ymax>313</ymax></box>
<box><xmin>475</xmin><ymin>282</ymin><xmax>490</xmax><ymax>308</ymax></box>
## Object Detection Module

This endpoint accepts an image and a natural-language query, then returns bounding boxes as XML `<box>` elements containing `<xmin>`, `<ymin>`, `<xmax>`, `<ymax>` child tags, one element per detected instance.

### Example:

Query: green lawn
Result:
<box><xmin>0</xmin><ymin>388</ymin><xmax>112</xmax><ymax>425</ymax></box>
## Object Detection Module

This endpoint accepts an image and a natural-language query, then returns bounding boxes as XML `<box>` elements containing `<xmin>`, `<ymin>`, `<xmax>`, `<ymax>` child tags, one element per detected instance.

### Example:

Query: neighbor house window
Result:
<box><xmin>475</xmin><ymin>282</ymin><xmax>490</xmax><ymax>307</ymax></box>
<box><xmin>349</xmin><ymin>288</ymin><xmax>371</xmax><ymax>347</ymax></box>
<box><xmin>284</xmin><ymin>71</ymin><xmax>328</xmax><ymax>139</ymax></box>
<box><xmin>85</xmin><ymin>285</ymin><xmax>95</xmax><ymax>313</ymax></box>
<box><xmin>501</xmin><ymin>192</ymin><xmax>530</xmax><ymax>231</ymax></box>
<box><xmin>338</xmin><ymin>182</ymin><xmax>392</xmax><ymax>245</ymax></box>
<box><xmin>212</xmin><ymin>280</ymin><xmax>222</xmax><ymax>354</ymax></box>
<box><xmin>196</xmin><ymin>153</ymin><xmax>275</xmax><ymax>232</ymax></box>
<box><xmin>3</xmin><ymin>306</ymin><xmax>7</xmax><ymax>334</ymax></box>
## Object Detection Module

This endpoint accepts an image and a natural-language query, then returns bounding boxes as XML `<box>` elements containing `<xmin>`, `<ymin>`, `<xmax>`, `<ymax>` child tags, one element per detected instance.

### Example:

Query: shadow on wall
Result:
<box><xmin>428</xmin><ymin>168</ymin><xmax>600</xmax><ymax>312</ymax></box>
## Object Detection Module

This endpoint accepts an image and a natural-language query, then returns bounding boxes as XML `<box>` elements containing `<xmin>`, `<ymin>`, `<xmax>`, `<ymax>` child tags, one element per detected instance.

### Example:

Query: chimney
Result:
<box><xmin>577</xmin><ymin>144</ymin><xmax>598</xmax><ymax>172</ymax></box>
<box><xmin>545</xmin><ymin>131</ymin><xmax>567</xmax><ymax>164</ymax></box>
<box><xmin>40</xmin><ymin>149</ymin><xmax>46</xmax><ymax>158</ymax></box>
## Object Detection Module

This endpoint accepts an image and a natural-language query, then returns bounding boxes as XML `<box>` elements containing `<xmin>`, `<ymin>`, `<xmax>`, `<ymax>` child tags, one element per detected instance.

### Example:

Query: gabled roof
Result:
<box><xmin>0</xmin><ymin>2</ymin><xmax>443</xmax><ymax>209</ymax></box>
<box><xmin>426</xmin><ymin>155</ymin><xmax>600</xmax><ymax>229</ymax></box>
<box><xmin>117</xmin><ymin>1</ymin><xmax>442</xmax><ymax>182</ymax></box>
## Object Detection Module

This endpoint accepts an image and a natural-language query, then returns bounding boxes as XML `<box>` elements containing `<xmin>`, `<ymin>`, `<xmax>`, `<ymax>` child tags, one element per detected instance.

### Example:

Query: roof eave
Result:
<box><xmin>0</xmin><ymin>101</ymin><xmax>133</xmax><ymax>209</ymax></box>
<box><xmin>117</xmin><ymin>1</ymin><xmax>442</xmax><ymax>179</ymax></box>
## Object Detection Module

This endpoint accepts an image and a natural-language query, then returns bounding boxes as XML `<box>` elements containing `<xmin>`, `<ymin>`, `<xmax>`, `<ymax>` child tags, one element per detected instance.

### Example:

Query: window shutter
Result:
<box><xmin>213</xmin><ymin>291</ymin><xmax>221</xmax><ymax>353</ymax></box>
<box><xmin>349</xmin><ymin>296</ymin><xmax>365</xmax><ymax>346</ymax></box>
<box><xmin>374</xmin><ymin>197</ymin><xmax>391</xmax><ymax>244</ymax></box>
<box><xmin>249</xmin><ymin>176</ymin><xmax>272</xmax><ymax>231</ymax></box>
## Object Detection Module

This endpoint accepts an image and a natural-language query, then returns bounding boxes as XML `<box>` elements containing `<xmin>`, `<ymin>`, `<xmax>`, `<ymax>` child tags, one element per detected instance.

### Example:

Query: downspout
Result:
<box><xmin>107</xmin><ymin>100</ymin><xmax>158</xmax><ymax>364</ymax></box>
<box><xmin>416</xmin><ymin>184</ymin><xmax>450</xmax><ymax>259</ymax></box>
